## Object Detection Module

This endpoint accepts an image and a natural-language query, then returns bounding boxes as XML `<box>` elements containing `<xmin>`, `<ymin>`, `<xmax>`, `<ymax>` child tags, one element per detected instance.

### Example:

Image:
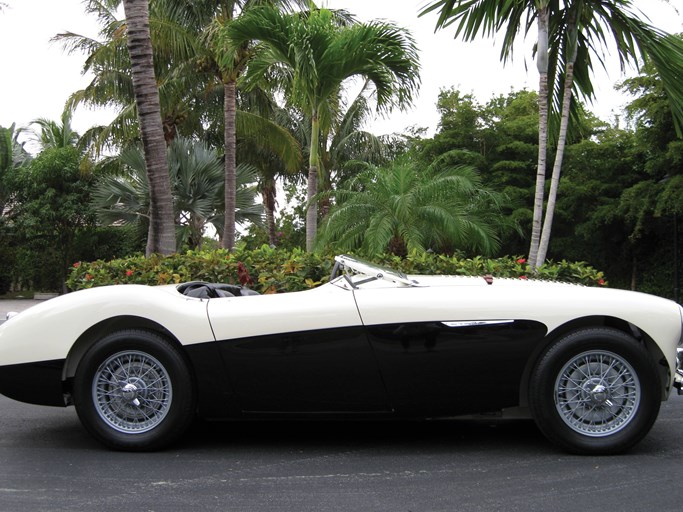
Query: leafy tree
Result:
<box><xmin>414</xmin><ymin>88</ymin><xmax>540</xmax><ymax>255</ymax></box>
<box><xmin>616</xmin><ymin>58</ymin><xmax>683</xmax><ymax>299</ymax></box>
<box><xmin>93</xmin><ymin>137</ymin><xmax>262</xmax><ymax>250</ymax></box>
<box><xmin>7</xmin><ymin>147</ymin><xmax>97</xmax><ymax>291</ymax></box>
<box><xmin>316</xmin><ymin>155</ymin><xmax>514</xmax><ymax>256</ymax></box>
<box><xmin>0</xmin><ymin>123</ymin><xmax>31</xmax><ymax>293</ymax></box>
<box><xmin>222</xmin><ymin>6</ymin><xmax>420</xmax><ymax>251</ymax></box>
<box><xmin>0</xmin><ymin>123</ymin><xmax>31</xmax><ymax>217</ymax></box>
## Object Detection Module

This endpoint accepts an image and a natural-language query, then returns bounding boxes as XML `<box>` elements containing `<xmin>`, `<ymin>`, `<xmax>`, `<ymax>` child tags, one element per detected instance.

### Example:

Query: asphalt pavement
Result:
<box><xmin>1</xmin><ymin>394</ymin><xmax>683</xmax><ymax>512</ymax></box>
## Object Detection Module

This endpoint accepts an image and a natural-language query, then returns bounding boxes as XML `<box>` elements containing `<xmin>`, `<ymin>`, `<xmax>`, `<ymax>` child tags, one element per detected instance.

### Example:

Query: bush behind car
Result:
<box><xmin>67</xmin><ymin>246</ymin><xmax>608</xmax><ymax>293</ymax></box>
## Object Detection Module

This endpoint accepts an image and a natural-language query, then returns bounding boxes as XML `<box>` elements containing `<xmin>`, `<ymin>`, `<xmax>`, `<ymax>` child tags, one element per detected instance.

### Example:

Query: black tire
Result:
<box><xmin>73</xmin><ymin>329</ymin><xmax>196</xmax><ymax>451</ymax></box>
<box><xmin>529</xmin><ymin>327</ymin><xmax>661</xmax><ymax>455</ymax></box>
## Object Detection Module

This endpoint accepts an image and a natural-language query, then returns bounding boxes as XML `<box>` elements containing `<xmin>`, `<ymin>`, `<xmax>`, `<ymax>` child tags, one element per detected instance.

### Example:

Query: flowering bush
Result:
<box><xmin>67</xmin><ymin>247</ymin><xmax>607</xmax><ymax>292</ymax></box>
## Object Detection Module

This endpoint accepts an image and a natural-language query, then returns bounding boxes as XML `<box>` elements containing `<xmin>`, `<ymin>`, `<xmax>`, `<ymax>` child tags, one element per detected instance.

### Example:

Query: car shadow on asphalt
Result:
<box><xmin>177</xmin><ymin>417</ymin><xmax>552</xmax><ymax>454</ymax></box>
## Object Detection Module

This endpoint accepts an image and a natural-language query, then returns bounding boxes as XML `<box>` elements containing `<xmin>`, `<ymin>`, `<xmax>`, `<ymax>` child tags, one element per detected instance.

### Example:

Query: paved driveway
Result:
<box><xmin>0</xmin><ymin>299</ymin><xmax>45</xmax><ymax>317</ymax></box>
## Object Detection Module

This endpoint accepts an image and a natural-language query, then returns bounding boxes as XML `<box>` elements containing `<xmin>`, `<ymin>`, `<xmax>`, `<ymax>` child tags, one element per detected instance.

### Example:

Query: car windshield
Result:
<box><xmin>333</xmin><ymin>255</ymin><xmax>417</xmax><ymax>287</ymax></box>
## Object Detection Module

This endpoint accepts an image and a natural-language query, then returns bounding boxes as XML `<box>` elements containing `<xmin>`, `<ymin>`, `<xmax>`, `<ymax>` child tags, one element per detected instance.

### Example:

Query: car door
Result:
<box><xmin>207</xmin><ymin>283</ymin><xmax>391</xmax><ymax>414</ymax></box>
<box><xmin>352</xmin><ymin>284</ymin><xmax>547</xmax><ymax>416</ymax></box>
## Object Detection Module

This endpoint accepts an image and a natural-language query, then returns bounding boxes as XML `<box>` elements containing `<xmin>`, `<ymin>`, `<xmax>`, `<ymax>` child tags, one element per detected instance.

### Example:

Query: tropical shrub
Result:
<box><xmin>67</xmin><ymin>247</ymin><xmax>607</xmax><ymax>292</ymax></box>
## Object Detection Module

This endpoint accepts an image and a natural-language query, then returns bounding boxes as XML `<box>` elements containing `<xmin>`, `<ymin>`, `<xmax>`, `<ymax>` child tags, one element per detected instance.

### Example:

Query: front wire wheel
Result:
<box><xmin>93</xmin><ymin>350</ymin><xmax>173</xmax><ymax>434</ymax></box>
<box><xmin>529</xmin><ymin>328</ymin><xmax>661</xmax><ymax>455</ymax></box>
<box><xmin>554</xmin><ymin>350</ymin><xmax>640</xmax><ymax>437</ymax></box>
<box><xmin>74</xmin><ymin>330</ymin><xmax>195</xmax><ymax>451</ymax></box>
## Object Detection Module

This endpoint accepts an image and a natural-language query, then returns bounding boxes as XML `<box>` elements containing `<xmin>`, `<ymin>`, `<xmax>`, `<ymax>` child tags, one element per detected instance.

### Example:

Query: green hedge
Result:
<box><xmin>67</xmin><ymin>246</ymin><xmax>607</xmax><ymax>293</ymax></box>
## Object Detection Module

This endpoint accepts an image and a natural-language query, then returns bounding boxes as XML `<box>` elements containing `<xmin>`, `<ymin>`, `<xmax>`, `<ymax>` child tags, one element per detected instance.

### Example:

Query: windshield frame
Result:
<box><xmin>333</xmin><ymin>255</ymin><xmax>418</xmax><ymax>288</ymax></box>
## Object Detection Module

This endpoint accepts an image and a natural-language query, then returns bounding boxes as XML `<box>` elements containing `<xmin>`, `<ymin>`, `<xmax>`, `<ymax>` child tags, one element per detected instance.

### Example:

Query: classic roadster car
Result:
<box><xmin>1</xmin><ymin>255</ymin><xmax>682</xmax><ymax>454</ymax></box>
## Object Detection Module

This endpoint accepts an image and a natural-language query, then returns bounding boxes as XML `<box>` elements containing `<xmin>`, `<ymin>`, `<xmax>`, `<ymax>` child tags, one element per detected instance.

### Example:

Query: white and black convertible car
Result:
<box><xmin>1</xmin><ymin>255</ymin><xmax>682</xmax><ymax>453</ymax></box>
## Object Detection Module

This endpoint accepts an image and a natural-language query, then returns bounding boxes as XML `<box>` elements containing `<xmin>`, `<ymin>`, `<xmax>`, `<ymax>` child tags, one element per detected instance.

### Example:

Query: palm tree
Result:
<box><xmin>420</xmin><ymin>0</ymin><xmax>683</xmax><ymax>267</ymax></box>
<box><xmin>222</xmin><ymin>6</ymin><xmax>420</xmax><ymax>251</ymax></box>
<box><xmin>319</xmin><ymin>83</ymin><xmax>391</xmax><ymax>191</ymax></box>
<box><xmin>420</xmin><ymin>0</ymin><xmax>552</xmax><ymax>266</ymax></box>
<box><xmin>93</xmin><ymin>137</ymin><xmax>263</xmax><ymax>249</ymax></box>
<box><xmin>30</xmin><ymin>107</ymin><xmax>80</xmax><ymax>150</ymax></box>
<box><xmin>316</xmin><ymin>155</ymin><xmax>513</xmax><ymax>256</ymax></box>
<box><xmin>535</xmin><ymin>1</ymin><xmax>683</xmax><ymax>264</ymax></box>
<box><xmin>121</xmin><ymin>0</ymin><xmax>175</xmax><ymax>256</ymax></box>
<box><xmin>58</xmin><ymin>0</ymin><xmax>303</xmax><ymax>251</ymax></box>
<box><xmin>56</xmin><ymin>0</ymin><xmax>208</xmax><ymax>151</ymax></box>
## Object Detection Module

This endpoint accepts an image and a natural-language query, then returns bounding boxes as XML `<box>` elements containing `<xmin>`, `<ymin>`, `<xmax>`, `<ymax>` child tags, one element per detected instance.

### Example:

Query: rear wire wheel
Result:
<box><xmin>74</xmin><ymin>329</ymin><xmax>196</xmax><ymax>451</ymax></box>
<box><xmin>529</xmin><ymin>328</ymin><xmax>661</xmax><ymax>454</ymax></box>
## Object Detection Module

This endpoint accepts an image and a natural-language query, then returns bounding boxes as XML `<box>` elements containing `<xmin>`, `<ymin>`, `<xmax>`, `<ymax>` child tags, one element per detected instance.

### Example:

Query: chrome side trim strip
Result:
<box><xmin>441</xmin><ymin>320</ymin><xmax>515</xmax><ymax>328</ymax></box>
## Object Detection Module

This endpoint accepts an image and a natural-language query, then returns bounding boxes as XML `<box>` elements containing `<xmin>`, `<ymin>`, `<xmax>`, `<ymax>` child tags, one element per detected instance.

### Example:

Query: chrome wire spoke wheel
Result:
<box><xmin>92</xmin><ymin>350</ymin><xmax>173</xmax><ymax>434</ymax></box>
<box><xmin>554</xmin><ymin>350</ymin><xmax>640</xmax><ymax>437</ymax></box>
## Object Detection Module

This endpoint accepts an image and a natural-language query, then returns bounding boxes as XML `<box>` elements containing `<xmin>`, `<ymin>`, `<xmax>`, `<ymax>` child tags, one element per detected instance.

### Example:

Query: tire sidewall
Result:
<box><xmin>74</xmin><ymin>330</ymin><xmax>195</xmax><ymax>451</ymax></box>
<box><xmin>529</xmin><ymin>328</ymin><xmax>661</xmax><ymax>455</ymax></box>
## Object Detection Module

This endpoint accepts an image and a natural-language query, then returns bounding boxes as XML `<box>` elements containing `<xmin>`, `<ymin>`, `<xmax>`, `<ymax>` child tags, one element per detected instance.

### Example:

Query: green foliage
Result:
<box><xmin>67</xmin><ymin>246</ymin><xmax>333</xmax><ymax>293</ymax></box>
<box><xmin>316</xmin><ymin>156</ymin><xmax>517</xmax><ymax>257</ymax></box>
<box><xmin>4</xmin><ymin>146</ymin><xmax>99</xmax><ymax>291</ymax></box>
<box><xmin>413</xmin><ymin>89</ymin><xmax>540</xmax><ymax>256</ymax></box>
<box><xmin>66</xmin><ymin>248</ymin><xmax>606</xmax><ymax>292</ymax></box>
<box><xmin>92</xmin><ymin>137</ymin><xmax>264</xmax><ymax>249</ymax></box>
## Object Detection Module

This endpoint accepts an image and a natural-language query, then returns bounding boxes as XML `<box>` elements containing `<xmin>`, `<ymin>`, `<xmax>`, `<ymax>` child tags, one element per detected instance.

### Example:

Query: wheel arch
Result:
<box><xmin>518</xmin><ymin>315</ymin><xmax>669</xmax><ymax>407</ymax></box>
<box><xmin>62</xmin><ymin>316</ymin><xmax>186</xmax><ymax>384</ymax></box>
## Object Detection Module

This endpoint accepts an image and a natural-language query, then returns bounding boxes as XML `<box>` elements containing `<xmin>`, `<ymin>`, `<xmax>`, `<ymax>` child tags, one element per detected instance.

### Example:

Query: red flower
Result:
<box><xmin>73</xmin><ymin>262</ymin><xmax>81</xmax><ymax>268</ymax></box>
<box><xmin>598</xmin><ymin>279</ymin><xmax>606</xmax><ymax>286</ymax></box>
<box><xmin>85</xmin><ymin>274</ymin><xmax>93</xmax><ymax>281</ymax></box>
<box><xmin>519</xmin><ymin>275</ymin><xmax>528</xmax><ymax>280</ymax></box>
<box><xmin>126</xmin><ymin>270</ymin><xmax>134</xmax><ymax>277</ymax></box>
<box><xmin>237</xmin><ymin>262</ymin><xmax>254</xmax><ymax>286</ymax></box>
<box><xmin>517</xmin><ymin>258</ymin><xmax>526</xmax><ymax>264</ymax></box>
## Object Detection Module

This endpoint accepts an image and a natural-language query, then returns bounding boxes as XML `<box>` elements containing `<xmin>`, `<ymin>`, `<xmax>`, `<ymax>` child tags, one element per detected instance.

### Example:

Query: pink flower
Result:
<box><xmin>517</xmin><ymin>258</ymin><xmax>526</xmax><ymax>264</ymax></box>
<box><xmin>598</xmin><ymin>279</ymin><xmax>606</xmax><ymax>286</ymax></box>
<box><xmin>519</xmin><ymin>275</ymin><xmax>528</xmax><ymax>280</ymax></box>
<box><xmin>126</xmin><ymin>270</ymin><xmax>134</xmax><ymax>277</ymax></box>
<box><xmin>73</xmin><ymin>262</ymin><xmax>81</xmax><ymax>268</ymax></box>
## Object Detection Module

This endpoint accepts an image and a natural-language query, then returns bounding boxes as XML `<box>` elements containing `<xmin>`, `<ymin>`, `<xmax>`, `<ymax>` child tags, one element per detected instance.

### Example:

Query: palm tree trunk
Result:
<box><xmin>262</xmin><ymin>182</ymin><xmax>277</xmax><ymax>246</ymax></box>
<box><xmin>222</xmin><ymin>80</ymin><xmax>237</xmax><ymax>250</ymax></box>
<box><xmin>122</xmin><ymin>0</ymin><xmax>175</xmax><ymax>256</ymax></box>
<box><xmin>537</xmin><ymin>11</ymin><xmax>579</xmax><ymax>264</ymax></box>
<box><xmin>306</xmin><ymin>111</ymin><xmax>320</xmax><ymax>252</ymax></box>
<box><xmin>528</xmin><ymin>5</ymin><xmax>550</xmax><ymax>268</ymax></box>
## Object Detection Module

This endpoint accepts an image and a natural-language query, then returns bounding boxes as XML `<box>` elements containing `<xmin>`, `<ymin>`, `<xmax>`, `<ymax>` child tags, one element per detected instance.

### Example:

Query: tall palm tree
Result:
<box><xmin>421</xmin><ymin>0</ymin><xmax>683</xmax><ymax>267</ymax></box>
<box><xmin>121</xmin><ymin>0</ymin><xmax>175</xmax><ymax>256</ymax></box>
<box><xmin>420</xmin><ymin>0</ymin><xmax>553</xmax><ymax>266</ymax></box>
<box><xmin>56</xmin><ymin>0</ymin><xmax>209</xmax><ymax>151</ymax></box>
<box><xmin>222</xmin><ymin>6</ymin><xmax>420</xmax><ymax>251</ymax></box>
<box><xmin>535</xmin><ymin>0</ymin><xmax>683</xmax><ymax>264</ymax></box>
<box><xmin>316</xmin><ymin>156</ymin><xmax>512</xmax><ymax>256</ymax></box>
<box><xmin>58</xmin><ymin>0</ymin><xmax>303</xmax><ymax>251</ymax></box>
<box><xmin>194</xmin><ymin>0</ymin><xmax>307</xmax><ymax>251</ymax></box>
